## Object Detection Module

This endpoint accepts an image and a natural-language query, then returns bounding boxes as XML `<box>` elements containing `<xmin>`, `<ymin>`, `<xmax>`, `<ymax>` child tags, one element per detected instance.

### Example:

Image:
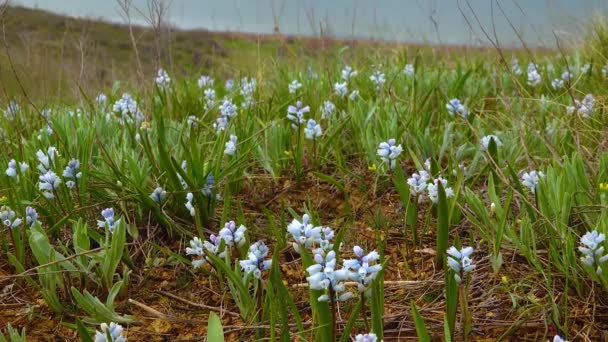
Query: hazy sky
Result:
<box><xmin>11</xmin><ymin>0</ymin><xmax>608</xmax><ymax>46</ymax></box>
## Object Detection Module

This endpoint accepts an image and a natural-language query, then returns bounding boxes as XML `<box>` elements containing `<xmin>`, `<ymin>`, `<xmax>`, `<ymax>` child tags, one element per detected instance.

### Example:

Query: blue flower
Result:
<box><xmin>39</xmin><ymin>171</ymin><xmax>61</xmax><ymax>199</ymax></box>
<box><xmin>304</xmin><ymin>119</ymin><xmax>322</xmax><ymax>140</ymax></box>
<box><xmin>63</xmin><ymin>159</ymin><xmax>82</xmax><ymax>188</ymax></box>
<box><xmin>377</xmin><ymin>139</ymin><xmax>403</xmax><ymax>170</ymax></box>
<box><xmin>224</xmin><ymin>135</ymin><xmax>238</xmax><ymax>156</ymax></box>
<box><xmin>306</xmin><ymin>250</ymin><xmax>353</xmax><ymax>302</ymax></box>
<box><xmin>239</xmin><ymin>240</ymin><xmax>272</xmax><ymax>279</ymax></box>
<box><xmin>343</xmin><ymin>246</ymin><xmax>382</xmax><ymax>295</ymax></box>
<box><xmin>219</xmin><ymin>98</ymin><xmax>238</xmax><ymax>118</ymax></box>
<box><xmin>198</xmin><ymin>75</ymin><xmax>214</xmax><ymax>89</ymax></box>
<box><xmin>0</xmin><ymin>206</ymin><xmax>22</xmax><ymax>229</ymax></box>
<box><xmin>403</xmin><ymin>64</ymin><xmax>415</xmax><ymax>76</ymax></box>
<box><xmin>341</xmin><ymin>65</ymin><xmax>358</xmax><ymax>81</ymax></box>
<box><xmin>447</xmin><ymin>246</ymin><xmax>475</xmax><ymax>284</ymax></box>
<box><xmin>334</xmin><ymin>82</ymin><xmax>348</xmax><ymax>98</ymax></box>
<box><xmin>579</xmin><ymin>230</ymin><xmax>608</xmax><ymax>275</ymax></box>
<box><xmin>286</xmin><ymin>101</ymin><xmax>310</xmax><ymax>129</ymax></box>
<box><xmin>287</xmin><ymin>214</ymin><xmax>322</xmax><ymax>252</ymax></box>
<box><xmin>321</xmin><ymin>101</ymin><xmax>336</xmax><ymax>118</ymax></box>
<box><xmin>97</xmin><ymin>208</ymin><xmax>119</xmax><ymax>233</ymax></box>
<box><xmin>155</xmin><ymin>68</ymin><xmax>171</xmax><ymax>88</ymax></box>
<box><xmin>94</xmin><ymin>322</ymin><xmax>126</xmax><ymax>342</ymax></box>
<box><xmin>201</xmin><ymin>174</ymin><xmax>214</xmax><ymax>197</ymax></box>
<box><xmin>25</xmin><ymin>206</ymin><xmax>38</xmax><ymax>226</ymax></box>
<box><xmin>288</xmin><ymin>79</ymin><xmax>302</xmax><ymax>94</ymax></box>
<box><xmin>150</xmin><ymin>187</ymin><xmax>167</xmax><ymax>204</ymax></box>
<box><xmin>218</xmin><ymin>221</ymin><xmax>247</xmax><ymax>247</ymax></box>
<box><xmin>446</xmin><ymin>98</ymin><xmax>469</xmax><ymax>118</ymax></box>
<box><xmin>355</xmin><ymin>333</ymin><xmax>378</xmax><ymax>342</ymax></box>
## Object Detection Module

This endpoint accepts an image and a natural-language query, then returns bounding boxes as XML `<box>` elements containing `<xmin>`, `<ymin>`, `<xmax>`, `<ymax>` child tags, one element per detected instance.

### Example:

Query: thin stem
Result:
<box><xmin>329</xmin><ymin>286</ymin><xmax>336</xmax><ymax>342</ymax></box>
<box><xmin>361</xmin><ymin>291</ymin><xmax>369</xmax><ymax>331</ymax></box>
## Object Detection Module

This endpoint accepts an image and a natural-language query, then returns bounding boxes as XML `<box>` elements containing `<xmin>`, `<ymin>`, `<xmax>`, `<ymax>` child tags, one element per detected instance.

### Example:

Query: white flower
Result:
<box><xmin>343</xmin><ymin>246</ymin><xmax>382</xmax><ymax>295</ymax></box>
<box><xmin>219</xmin><ymin>98</ymin><xmax>238</xmax><ymax>118</ymax></box>
<box><xmin>446</xmin><ymin>246</ymin><xmax>475</xmax><ymax>284</ymax></box>
<box><xmin>94</xmin><ymin>322</ymin><xmax>127</xmax><ymax>342</ymax></box>
<box><xmin>239</xmin><ymin>241</ymin><xmax>272</xmax><ymax>279</ymax></box>
<box><xmin>370</xmin><ymin>70</ymin><xmax>385</xmax><ymax>90</ymax></box>
<box><xmin>521</xmin><ymin>170</ymin><xmax>545</xmax><ymax>194</ymax></box>
<box><xmin>321</xmin><ymin>100</ymin><xmax>336</xmax><ymax>118</ymax></box>
<box><xmin>551</xmin><ymin>79</ymin><xmax>564</xmax><ymax>89</ymax></box>
<box><xmin>287</xmin><ymin>214</ymin><xmax>322</xmax><ymax>252</ymax></box>
<box><xmin>288</xmin><ymin>79</ymin><xmax>302</xmax><ymax>94</ymax></box>
<box><xmin>0</xmin><ymin>206</ymin><xmax>22</xmax><ymax>229</ymax></box>
<box><xmin>96</xmin><ymin>93</ymin><xmax>108</xmax><ymax>104</ymax></box>
<box><xmin>403</xmin><ymin>64</ymin><xmax>415</xmax><ymax>76</ymax></box>
<box><xmin>155</xmin><ymin>68</ymin><xmax>171</xmax><ymax>88</ymax></box>
<box><xmin>349</xmin><ymin>90</ymin><xmax>360</xmax><ymax>101</ymax></box>
<box><xmin>3</xmin><ymin>101</ymin><xmax>19</xmax><ymax>121</ymax></box>
<box><xmin>286</xmin><ymin>101</ymin><xmax>310</xmax><ymax>129</ymax></box>
<box><xmin>150</xmin><ymin>187</ymin><xmax>167</xmax><ymax>204</ymax></box>
<box><xmin>511</xmin><ymin>59</ymin><xmax>522</xmax><ymax>75</ymax></box>
<box><xmin>204</xmin><ymin>88</ymin><xmax>217</xmax><ymax>111</ymax></box>
<box><xmin>480</xmin><ymin>135</ymin><xmax>502</xmax><ymax>151</ymax></box>
<box><xmin>426</xmin><ymin>176</ymin><xmax>454</xmax><ymax>204</ymax></box>
<box><xmin>306</xmin><ymin>250</ymin><xmax>353</xmax><ymax>302</ymax></box>
<box><xmin>341</xmin><ymin>65</ymin><xmax>358</xmax><ymax>81</ymax></box>
<box><xmin>218</xmin><ymin>221</ymin><xmax>247</xmax><ymax>247</ymax></box>
<box><xmin>334</xmin><ymin>82</ymin><xmax>348</xmax><ymax>98</ymax></box>
<box><xmin>377</xmin><ymin>138</ymin><xmax>403</xmax><ymax>170</ymax></box>
<box><xmin>527</xmin><ymin>63</ymin><xmax>541</xmax><ymax>87</ymax></box>
<box><xmin>304</xmin><ymin>119</ymin><xmax>322</xmax><ymax>140</ymax></box>
<box><xmin>407</xmin><ymin>170</ymin><xmax>430</xmax><ymax>200</ymax></box>
<box><xmin>579</xmin><ymin>230</ymin><xmax>608</xmax><ymax>275</ymax></box>
<box><xmin>197</xmin><ymin>75</ymin><xmax>214</xmax><ymax>88</ymax></box>
<box><xmin>568</xmin><ymin>94</ymin><xmax>595</xmax><ymax>118</ymax></box>
<box><xmin>355</xmin><ymin>333</ymin><xmax>378</xmax><ymax>342</ymax></box>
<box><xmin>39</xmin><ymin>171</ymin><xmax>61</xmax><ymax>199</ymax></box>
<box><xmin>224</xmin><ymin>134</ymin><xmax>237</xmax><ymax>156</ymax></box>
<box><xmin>580</xmin><ymin>63</ymin><xmax>590</xmax><ymax>74</ymax></box>
<box><xmin>446</xmin><ymin>98</ymin><xmax>469</xmax><ymax>118</ymax></box>
<box><xmin>185</xmin><ymin>192</ymin><xmax>195</xmax><ymax>217</ymax></box>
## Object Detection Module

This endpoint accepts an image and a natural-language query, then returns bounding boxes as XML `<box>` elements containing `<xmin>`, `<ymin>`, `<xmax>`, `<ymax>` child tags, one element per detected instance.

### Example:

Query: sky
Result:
<box><xmin>11</xmin><ymin>0</ymin><xmax>608</xmax><ymax>47</ymax></box>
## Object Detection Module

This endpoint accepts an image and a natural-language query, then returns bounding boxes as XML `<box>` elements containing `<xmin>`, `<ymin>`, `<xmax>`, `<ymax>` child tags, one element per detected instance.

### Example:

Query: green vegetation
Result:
<box><xmin>1</xmin><ymin>5</ymin><xmax>608</xmax><ymax>341</ymax></box>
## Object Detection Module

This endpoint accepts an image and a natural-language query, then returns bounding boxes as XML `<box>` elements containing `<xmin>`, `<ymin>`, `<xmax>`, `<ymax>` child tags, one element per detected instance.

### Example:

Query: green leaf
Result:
<box><xmin>207</xmin><ymin>312</ymin><xmax>224</xmax><ymax>342</ymax></box>
<box><xmin>410</xmin><ymin>302</ymin><xmax>431</xmax><ymax>342</ymax></box>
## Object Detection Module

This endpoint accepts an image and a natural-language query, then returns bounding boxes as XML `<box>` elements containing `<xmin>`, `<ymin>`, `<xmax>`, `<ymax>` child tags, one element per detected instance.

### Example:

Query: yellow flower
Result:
<box><xmin>283</xmin><ymin>150</ymin><xmax>292</xmax><ymax>157</ymax></box>
<box><xmin>368</xmin><ymin>164</ymin><xmax>377</xmax><ymax>171</ymax></box>
<box><xmin>0</xmin><ymin>196</ymin><xmax>7</xmax><ymax>203</ymax></box>
<box><xmin>501</xmin><ymin>275</ymin><xmax>508</xmax><ymax>285</ymax></box>
<box><xmin>600</xmin><ymin>183</ymin><xmax>608</xmax><ymax>191</ymax></box>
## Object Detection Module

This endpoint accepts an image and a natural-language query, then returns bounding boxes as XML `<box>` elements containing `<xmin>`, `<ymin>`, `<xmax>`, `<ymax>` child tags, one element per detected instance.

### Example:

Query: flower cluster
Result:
<box><xmin>5</xmin><ymin>159</ymin><xmax>28</xmax><ymax>180</ymax></box>
<box><xmin>150</xmin><ymin>187</ymin><xmax>167</xmax><ymax>204</ymax></box>
<box><xmin>239</xmin><ymin>240</ymin><xmax>272</xmax><ymax>279</ymax></box>
<box><xmin>341</xmin><ymin>65</ymin><xmax>358</xmax><ymax>81</ymax></box>
<box><xmin>214</xmin><ymin>98</ymin><xmax>238</xmax><ymax>132</ymax></box>
<box><xmin>224</xmin><ymin>134</ymin><xmax>238</xmax><ymax>156</ymax></box>
<box><xmin>306</xmin><ymin>250</ymin><xmax>353</xmax><ymax>302</ymax></box>
<box><xmin>527</xmin><ymin>63</ymin><xmax>541</xmax><ymax>87</ymax></box>
<box><xmin>288</xmin><ymin>79</ymin><xmax>302</xmax><ymax>94</ymax></box>
<box><xmin>155</xmin><ymin>68</ymin><xmax>171</xmax><ymax>88</ymax></box>
<box><xmin>403</xmin><ymin>64</ymin><xmax>415</xmax><ymax>77</ymax></box>
<box><xmin>3</xmin><ymin>101</ymin><xmax>20</xmax><ymax>121</ymax></box>
<box><xmin>579</xmin><ymin>230</ymin><xmax>608</xmax><ymax>275</ymax></box>
<box><xmin>480</xmin><ymin>135</ymin><xmax>502</xmax><ymax>151</ymax></box>
<box><xmin>204</xmin><ymin>88</ymin><xmax>216</xmax><ymax>111</ymax></box>
<box><xmin>511</xmin><ymin>59</ymin><xmax>522</xmax><ymax>75</ymax></box>
<box><xmin>321</xmin><ymin>100</ymin><xmax>336</xmax><ymax>118</ymax></box>
<box><xmin>428</xmin><ymin>176</ymin><xmax>455</xmax><ymax>203</ymax></box>
<box><xmin>36</xmin><ymin>147</ymin><xmax>58</xmax><ymax>173</ymax></box>
<box><xmin>185</xmin><ymin>192</ymin><xmax>195</xmax><ymax>217</ymax></box>
<box><xmin>112</xmin><ymin>93</ymin><xmax>144</xmax><ymax>126</ymax></box>
<box><xmin>25</xmin><ymin>206</ymin><xmax>38</xmax><ymax>226</ymax></box>
<box><xmin>240</xmin><ymin>77</ymin><xmax>257</xmax><ymax>107</ymax></box>
<box><xmin>186</xmin><ymin>220</ymin><xmax>247</xmax><ymax>268</ymax></box>
<box><xmin>1</xmin><ymin>206</ymin><xmax>22</xmax><ymax>229</ymax></box>
<box><xmin>355</xmin><ymin>333</ymin><xmax>378</xmax><ymax>342</ymax></box>
<box><xmin>287</xmin><ymin>214</ymin><xmax>334</xmax><ymax>254</ymax></box>
<box><xmin>567</xmin><ymin>94</ymin><xmax>594</xmax><ymax>118</ymax></box>
<box><xmin>406</xmin><ymin>170</ymin><xmax>430</xmax><ymax>201</ymax></box>
<box><xmin>521</xmin><ymin>170</ymin><xmax>545</xmax><ymax>194</ymax></box>
<box><xmin>287</xmin><ymin>101</ymin><xmax>310</xmax><ymax>129</ymax></box>
<box><xmin>446</xmin><ymin>98</ymin><xmax>469</xmax><ymax>119</ymax></box>
<box><xmin>446</xmin><ymin>246</ymin><xmax>475</xmax><ymax>284</ymax></box>
<box><xmin>39</xmin><ymin>171</ymin><xmax>61</xmax><ymax>199</ymax></box>
<box><xmin>94</xmin><ymin>322</ymin><xmax>127</xmax><ymax>342</ymax></box>
<box><xmin>343</xmin><ymin>246</ymin><xmax>382</xmax><ymax>295</ymax></box>
<box><xmin>304</xmin><ymin>119</ymin><xmax>322</xmax><ymax>140</ymax></box>
<box><xmin>198</xmin><ymin>75</ymin><xmax>214</xmax><ymax>89</ymax></box>
<box><xmin>370</xmin><ymin>69</ymin><xmax>385</xmax><ymax>91</ymax></box>
<box><xmin>97</xmin><ymin>208</ymin><xmax>119</xmax><ymax>233</ymax></box>
<box><xmin>377</xmin><ymin>138</ymin><xmax>403</xmax><ymax>170</ymax></box>
<box><xmin>62</xmin><ymin>159</ymin><xmax>82</xmax><ymax>188</ymax></box>
<box><xmin>334</xmin><ymin>81</ymin><xmax>348</xmax><ymax>98</ymax></box>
